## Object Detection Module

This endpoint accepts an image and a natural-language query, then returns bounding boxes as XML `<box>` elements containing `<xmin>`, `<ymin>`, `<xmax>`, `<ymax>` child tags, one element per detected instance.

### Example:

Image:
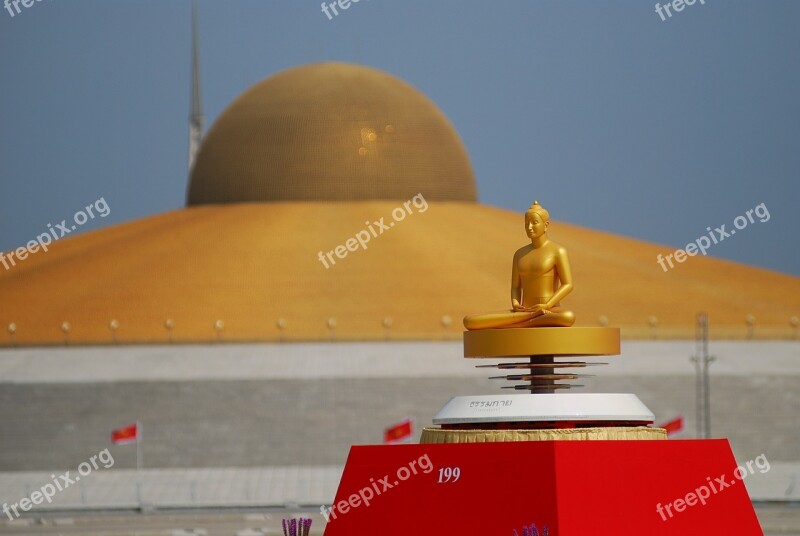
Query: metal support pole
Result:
<box><xmin>529</xmin><ymin>355</ymin><xmax>555</xmax><ymax>393</ymax></box>
<box><xmin>690</xmin><ymin>312</ymin><xmax>715</xmax><ymax>438</ymax></box>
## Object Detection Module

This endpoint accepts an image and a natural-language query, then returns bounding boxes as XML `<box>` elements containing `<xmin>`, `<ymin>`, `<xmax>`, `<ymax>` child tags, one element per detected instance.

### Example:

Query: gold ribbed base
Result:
<box><xmin>420</xmin><ymin>426</ymin><xmax>666</xmax><ymax>444</ymax></box>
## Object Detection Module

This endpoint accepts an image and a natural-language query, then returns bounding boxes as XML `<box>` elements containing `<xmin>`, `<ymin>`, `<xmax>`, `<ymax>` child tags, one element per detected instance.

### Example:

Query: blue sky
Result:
<box><xmin>1</xmin><ymin>0</ymin><xmax>798</xmax><ymax>275</ymax></box>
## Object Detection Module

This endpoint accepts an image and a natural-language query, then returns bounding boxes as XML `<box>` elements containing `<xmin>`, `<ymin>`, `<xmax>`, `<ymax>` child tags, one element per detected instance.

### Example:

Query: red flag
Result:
<box><xmin>111</xmin><ymin>423</ymin><xmax>139</xmax><ymax>445</ymax></box>
<box><xmin>383</xmin><ymin>418</ymin><xmax>413</xmax><ymax>444</ymax></box>
<box><xmin>659</xmin><ymin>416</ymin><xmax>685</xmax><ymax>436</ymax></box>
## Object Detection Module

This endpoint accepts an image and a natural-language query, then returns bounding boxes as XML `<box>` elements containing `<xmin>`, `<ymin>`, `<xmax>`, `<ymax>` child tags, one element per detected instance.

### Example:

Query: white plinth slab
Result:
<box><xmin>432</xmin><ymin>393</ymin><xmax>654</xmax><ymax>425</ymax></box>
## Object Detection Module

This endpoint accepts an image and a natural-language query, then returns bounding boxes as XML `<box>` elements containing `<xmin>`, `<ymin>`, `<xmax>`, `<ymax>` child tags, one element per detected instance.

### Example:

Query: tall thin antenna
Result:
<box><xmin>188</xmin><ymin>0</ymin><xmax>204</xmax><ymax>172</ymax></box>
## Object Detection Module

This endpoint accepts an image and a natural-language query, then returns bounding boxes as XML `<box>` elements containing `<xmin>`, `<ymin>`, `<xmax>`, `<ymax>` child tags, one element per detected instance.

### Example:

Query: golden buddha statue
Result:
<box><xmin>464</xmin><ymin>201</ymin><xmax>575</xmax><ymax>330</ymax></box>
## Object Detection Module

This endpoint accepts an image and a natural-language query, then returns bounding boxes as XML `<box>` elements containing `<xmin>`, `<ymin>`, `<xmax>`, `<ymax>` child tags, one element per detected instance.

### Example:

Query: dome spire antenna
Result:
<box><xmin>188</xmin><ymin>0</ymin><xmax>204</xmax><ymax>173</ymax></box>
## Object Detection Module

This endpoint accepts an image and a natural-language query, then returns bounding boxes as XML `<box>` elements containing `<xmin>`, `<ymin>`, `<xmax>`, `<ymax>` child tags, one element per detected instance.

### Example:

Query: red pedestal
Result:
<box><xmin>323</xmin><ymin>439</ymin><xmax>762</xmax><ymax>535</ymax></box>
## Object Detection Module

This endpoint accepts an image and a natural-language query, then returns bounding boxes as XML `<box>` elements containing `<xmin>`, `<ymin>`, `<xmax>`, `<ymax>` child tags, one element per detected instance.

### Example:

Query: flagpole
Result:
<box><xmin>136</xmin><ymin>420</ymin><xmax>142</xmax><ymax>473</ymax></box>
<box><xmin>133</xmin><ymin>420</ymin><xmax>143</xmax><ymax>511</ymax></box>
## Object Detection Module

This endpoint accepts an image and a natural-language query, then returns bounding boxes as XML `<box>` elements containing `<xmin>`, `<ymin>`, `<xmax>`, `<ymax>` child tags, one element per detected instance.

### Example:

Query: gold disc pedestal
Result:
<box><xmin>465</xmin><ymin>326</ymin><xmax>621</xmax><ymax>392</ymax></box>
<box><xmin>421</xmin><ymin>326</ymin><xmax>666</xmax><ymax>443</ymax></box>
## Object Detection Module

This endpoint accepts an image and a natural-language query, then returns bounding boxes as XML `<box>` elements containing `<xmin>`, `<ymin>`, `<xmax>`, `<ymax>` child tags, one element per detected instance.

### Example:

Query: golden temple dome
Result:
<box><xmin>2</xmin><ymin>62</ymin><xmax>798</xmax><ymax>346</ymax></box>
<box><xmin>187</xmin><ymin>62</ymin><xmax>477</xmax><ymax>205</ymax></box>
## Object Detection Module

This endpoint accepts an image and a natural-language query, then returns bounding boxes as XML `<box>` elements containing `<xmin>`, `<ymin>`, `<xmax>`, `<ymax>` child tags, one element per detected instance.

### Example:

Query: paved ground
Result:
<box><xmin>0</xmin><ymin>509</ymin><xmax>327</xmax><ymax>536</ymax></box>
<box><xmin>0</xmin><ymin>467</ymin><xmax>342</xmax><ymax>511</ymax></box>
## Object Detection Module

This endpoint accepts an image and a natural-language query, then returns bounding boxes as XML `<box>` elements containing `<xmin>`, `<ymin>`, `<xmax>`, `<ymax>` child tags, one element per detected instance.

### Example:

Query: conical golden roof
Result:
<box><xmin>1</xmin><ymin>202</ymin><xmax>798</xmax><ymax>345</ymax></box>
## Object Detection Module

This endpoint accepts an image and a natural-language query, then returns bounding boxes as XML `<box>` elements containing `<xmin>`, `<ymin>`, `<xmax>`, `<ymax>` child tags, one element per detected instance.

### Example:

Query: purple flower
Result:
<box><xmin>282</xmin><ymin>519</ymin><xmax>288</xmax><ymax>536</ymax></box>
<box><xmin>518</xmin><ymin>522</ymin><xmax>549</xmax><ymax>536</ymax></box>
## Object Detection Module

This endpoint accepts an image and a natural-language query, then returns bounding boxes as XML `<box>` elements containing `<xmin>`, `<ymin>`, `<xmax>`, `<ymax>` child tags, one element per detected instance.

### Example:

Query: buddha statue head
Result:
<box><xmin>525</xmin><ymin>200</ymin><xmax>550</xmax><ymax>240</ymax></box>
